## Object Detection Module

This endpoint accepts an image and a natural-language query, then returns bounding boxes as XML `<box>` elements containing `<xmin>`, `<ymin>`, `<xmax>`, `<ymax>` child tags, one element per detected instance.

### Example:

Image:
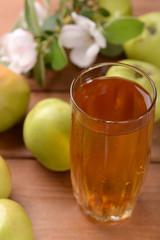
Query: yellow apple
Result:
<box><xmin>123</xmin><ymin>12</ymin><xmax>160</xmax><ymax>69</ymax></box>
<box><xmin>97</xmin><ymin>0</ymin><xmax>132</xmax><ymax>20</ymax></box>
<box><xmin>106</xmin><ymin>59</ymin><xmax>160</xmax><ymax>122</ymax></box>
<box><xmin>0</xmin><ymin>156</ymin><xmax>12</xmax><ymax>198</ymax></box>
<box><xmin>120</xmin><ymin>59</ymin><xmax>160</xmax><ymax>122</ymax></box>
<box><xmin>0</xmin><ymin>64</ymin><xmax>30</xmax><ymax>132</ymax></box>
<box><xmin>0</xmin><ymin>199</ymin><xmax>33</xmax><ymax>240</ymax></box>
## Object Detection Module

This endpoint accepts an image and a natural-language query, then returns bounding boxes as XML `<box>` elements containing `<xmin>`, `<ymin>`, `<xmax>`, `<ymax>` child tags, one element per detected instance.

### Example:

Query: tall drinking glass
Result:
<box><xmin>70</xmin><ymin>62</ymin><xmax>156</xmax><ymax>223</ymax></box>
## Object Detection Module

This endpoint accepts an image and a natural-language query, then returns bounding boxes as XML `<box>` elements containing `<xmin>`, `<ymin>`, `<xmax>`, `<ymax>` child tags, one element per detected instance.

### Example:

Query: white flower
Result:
<box><xmin>60</xmin><ymin>12</ymin><xmax>106</xmax><ymax>68</ymax></box>
<box><xmin>0</xmin><ymin>28</ymin><xmax>37</xmax><ymax>74</ymax></box>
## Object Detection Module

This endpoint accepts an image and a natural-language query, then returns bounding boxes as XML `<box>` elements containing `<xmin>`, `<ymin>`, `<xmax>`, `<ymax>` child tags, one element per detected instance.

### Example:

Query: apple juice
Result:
<box><xmin>70</xmin><ymin>76</ymin><xmax>155</xmax><ymax>221</ymax></box>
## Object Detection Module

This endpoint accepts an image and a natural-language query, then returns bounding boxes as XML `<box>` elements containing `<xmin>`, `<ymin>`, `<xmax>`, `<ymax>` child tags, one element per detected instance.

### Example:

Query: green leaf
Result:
<box><xmin>98</xmin><ymin>7</ymin><xmax>110</xmax><ymax>17</ymax></box>
<box><xmin>42</xmin><ymin>14</ymin><xmax>59</xmax><ymax>32</ymax></box>
<box><xmin>25</xmin><ymin>0</ymin><xmax>41</xmax><ymax>36</ymax></box>
<box><xmin>72</xmin><ymin>0</ymin><xmax>81</xmax><ymax>9</ymax></box>
<box><xmin>103</xmin><ymin>17</ymin><xmax>144</xmax><ymax>44</ymax></box>
<box><xmin>72</xmin><ymin>0</ymin><xmax>88</xmax><ymax>10</ymax></box>
<box><xmin>43</xmin><ymin>0</ymin><xmax>50</xmax><ymax>14</ymax></box>
<box><xmin>80</xmin><ymin>9</ymin><xmax>94</xmax><ymax>19</ymax></box>
<box><xmin>100</xmin><ymin>42</ymin><xmax>123</xmax><ymax>57</ymax></box>
<box><xmin>33</xmin><ymin>53</ymin><xmax>45</xmax><ymax>86</ymax></box>
<box><xmin>50</xmin><ymin>37</ymin><xmax>68</xmax><ymax>71</ymax></box>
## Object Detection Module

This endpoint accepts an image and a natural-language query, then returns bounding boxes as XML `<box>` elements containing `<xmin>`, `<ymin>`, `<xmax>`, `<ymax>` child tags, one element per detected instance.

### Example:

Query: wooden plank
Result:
<box><xmin>26</xmin><ymin>54</ymin><xmax>122</xmax><ymax>92</ymax></box>
<box><xmin>7</xmin><ymin>159</ymin><xmax>160</xmax><ymax>240</ymax></box>
<box><xmin>0</xmin><ymin>91</ymin><xmax>160</xmax><ymax>162</ymax></box>
<box><xmin>0</xmin><ymin>1</ymin><xmax>159</xmax><ymax>240</ymax></box>
<box><xmin>0</xmin><ymin>0</ymin><xmax>59</xmax><ymax>35</ymax></box>
<box><xmin>152</xmin><ymin>120</ymin><xmax>160</xmax><ymax>162</ymax></box>
<box><xmin>132</xmin><ymin>0</ymin><xmax>160</xmax><ymax>16</ymax></box>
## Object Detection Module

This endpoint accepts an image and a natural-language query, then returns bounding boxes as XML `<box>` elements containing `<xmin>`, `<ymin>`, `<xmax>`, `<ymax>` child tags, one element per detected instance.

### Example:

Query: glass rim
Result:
<box><xmin>70</xmin><ymin>62</ymin><xmax>157</xmax><ymax>125</ymax></box>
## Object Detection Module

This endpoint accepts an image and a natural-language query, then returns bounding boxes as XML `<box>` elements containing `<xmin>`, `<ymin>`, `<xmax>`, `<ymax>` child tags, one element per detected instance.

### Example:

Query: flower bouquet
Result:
<box><xmin>0</xmin><ymin>0</ymin><xmax>144</xmax><ymax>86</ymax></box>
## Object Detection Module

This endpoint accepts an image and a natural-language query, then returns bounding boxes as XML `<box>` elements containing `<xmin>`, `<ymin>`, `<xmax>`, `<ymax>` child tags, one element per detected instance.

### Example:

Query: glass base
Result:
<box><xmin>84</xmin><ymin>208</ymin><xmax>132</xmax><ymax>223</ymax></box>
<box><xmin>74</xmin><ymin>192</ymin><xmax>134</xmax><ymax>224</ymax></box>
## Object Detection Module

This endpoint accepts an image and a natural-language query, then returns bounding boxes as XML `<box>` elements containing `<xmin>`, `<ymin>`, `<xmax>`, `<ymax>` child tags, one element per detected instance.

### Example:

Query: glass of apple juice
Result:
<box><xmin>70</xmin><ymin>62</ymin><xmax>156</xmax><ymax>223</ymax></box>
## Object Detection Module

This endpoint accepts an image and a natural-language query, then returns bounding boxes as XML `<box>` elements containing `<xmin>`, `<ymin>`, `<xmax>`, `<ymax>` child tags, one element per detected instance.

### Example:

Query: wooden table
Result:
<box><xmin>0</xmin><ymin>1</ymin><xmax>160</xmax><ymax>239</ymax></box>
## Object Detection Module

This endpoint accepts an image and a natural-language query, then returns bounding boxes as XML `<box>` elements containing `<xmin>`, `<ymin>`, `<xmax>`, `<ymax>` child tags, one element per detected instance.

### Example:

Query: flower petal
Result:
<box><xmin>86</xmin><ymin>42</ymin><xmax>100</xmax><ymax>59</ymax></box>
<box><xmin>1</xmin><ymin>28</ymin><xmax>37</xmax><ymax>73</ymax></box>
<box><xmin>9</xmin><ymin>47</ymin><xmax>37</xmax><ymax>74</ymax></box>
<box><xmin>8</xmin><ymin>61</ymin><xmax>22</xmax><ymax>74</ymax></box>
<box><xmin>70</xmin><ymin>43</ymin><xmax>99</xmax><ymax>68</ymax></box>
<box><xmin>71</xmin><ymin>12</ymin><xmax>96</xmax><ymax>31</ymax></box>
<box><xmin>90</xmin><ymin>28</ymin><xmax>107</xmax><ymax>48</ymax></box>
<box><xmin>60</xmin><ymin>24</ymin><xmax>90</xmax><ymax>49</ymax></box>
<box><xmin>1</xmin><ymin>33</ymin><xmax>11</xmax><ymax>57</ymax></box>
<box><xmin>34</xmin><ymin>1</ymin><xmax>47</xmax><ymax>26</ymax></box>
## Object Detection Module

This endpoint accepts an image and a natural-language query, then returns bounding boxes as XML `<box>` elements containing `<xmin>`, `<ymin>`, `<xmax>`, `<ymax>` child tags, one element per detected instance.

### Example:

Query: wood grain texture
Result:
<box><xmin>7</xmin><ymin>159</ymin><xmax>160</xmax><ymax>240</ymax></box>
<box><xmin>0</xmin><ymin>0</ymin><xmax>159</xmax><ymax>35</ymax></box>
<box><xmin>132</xmin><ymin>0</ymin><xmax>160</xmax><ymax>16</ymax></box>
<box><xmin>0</xmin><ymin>0</ymin><xmax>160</xmax><ymax>240</ymax></box>
<box><xmin>26</xmin><ymin>54</ymin><xmax>112</xmax><ymax>92</ymax></box>
<box><xmin>0</xmin><ymin>92</ymin><xmax>160</xmax><ymax>162</ymax></box>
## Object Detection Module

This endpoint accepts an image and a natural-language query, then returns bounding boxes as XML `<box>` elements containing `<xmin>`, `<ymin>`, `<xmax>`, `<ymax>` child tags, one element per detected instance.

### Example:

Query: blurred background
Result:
<box><xmin>0</xmin><ymin>0</ymin><xmax>160</xmax><ymax>35</ymax></box>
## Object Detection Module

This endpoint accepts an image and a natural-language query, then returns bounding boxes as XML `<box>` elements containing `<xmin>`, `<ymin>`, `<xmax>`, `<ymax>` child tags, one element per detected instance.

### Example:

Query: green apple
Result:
<box><xmin>120</xmin><ymin>59</ymin><xmax>160</xmax><ymax>122</ymax></box>
<box><xmin>0</xmin><ymin>199</ymin><xmax>33</xmax><ymax>240</ymax></box>
<box><xmin>106</xmin><ymin>59</ymin><xmax>160</xmax><ymax>122</ymax></box>
<box><xmin>0</xmin><ymin>156</ymin><xmax>12</xmax><ymax>198</ymax></box>
<box><xmin>97</xmin><ymin>0</ymin><xmax>132</xmax><ymax>20</ymax></box>
<box><xmin>0</xmin><ymin>64</ymin><xmax>30</xmax><ymax>132</ymax></box>
<box><xmin>123</xmin><ymin>12</ymin><xmax>160</xmax><ymax>69</ymax></box>
<box><xmin>23</xmin><ymin>98</ymin><xmax>71</xmax><ymax>171</ymax></box>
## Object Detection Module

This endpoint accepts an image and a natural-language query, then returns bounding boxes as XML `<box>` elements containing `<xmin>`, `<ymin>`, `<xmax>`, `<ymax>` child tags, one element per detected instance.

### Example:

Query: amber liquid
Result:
<box><xmin>71</xmin><ymin>77</ymin><xmax>155</xmax><ymax>222</ymax></box>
